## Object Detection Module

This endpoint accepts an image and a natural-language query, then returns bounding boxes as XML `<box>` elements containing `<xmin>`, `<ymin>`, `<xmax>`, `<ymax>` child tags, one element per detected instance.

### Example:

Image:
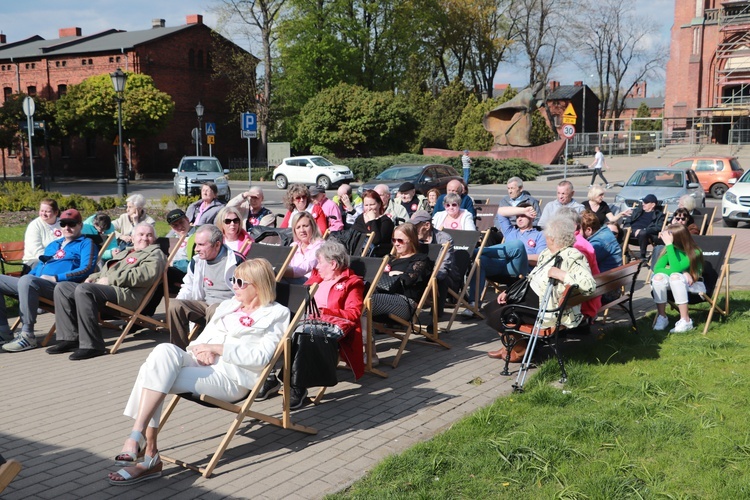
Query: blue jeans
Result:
<box><xmin>463</xmin><ymin>167</ymin><xmax>470</xmax><ymax>184</ymax></box>
<box><xmin>468</xmin><ymin>240</ymin><xmax>529</xmax><ymax>303</ymax></box>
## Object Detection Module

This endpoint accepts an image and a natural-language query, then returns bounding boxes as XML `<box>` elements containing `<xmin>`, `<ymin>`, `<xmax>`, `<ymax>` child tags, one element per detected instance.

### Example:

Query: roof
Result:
<box><xmin>0</xmin><ymin>24</ymin><xmax>196</xmax><ymax>60</ymax></box>
<box><xmin>547</xmin><ymin>85</ymin><xmax>584</xmax><ymax>100</ymax></box>
<box><xmin>622</xmin><ymin>97</ymin><xmax>665</xmax><ymax>109</ymax></box>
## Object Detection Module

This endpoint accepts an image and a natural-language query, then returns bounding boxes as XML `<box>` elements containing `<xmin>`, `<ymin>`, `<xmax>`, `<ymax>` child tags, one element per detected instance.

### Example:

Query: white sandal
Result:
<box><xmin>108</xmin><ymin>452</ymin><xmax>162</xmax><ymax>486</ymax></box>
<box><xmin>113</xmin><ymin>430</ymin><xmax>146</xmax><ymax>466</ymax></box>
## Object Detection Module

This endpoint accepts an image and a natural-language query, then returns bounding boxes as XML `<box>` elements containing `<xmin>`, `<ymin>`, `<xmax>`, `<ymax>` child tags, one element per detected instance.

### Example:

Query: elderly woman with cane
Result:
<box><xmin>484</xmin><ymin>215</ymin><xmax>596</xmax><ymax>364</ymax></box>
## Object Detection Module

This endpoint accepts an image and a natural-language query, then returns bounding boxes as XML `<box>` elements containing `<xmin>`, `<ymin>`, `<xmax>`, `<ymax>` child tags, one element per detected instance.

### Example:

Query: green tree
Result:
<box><xmin>631</xmin><ymin>102</ymin><xmax>661</xmax><ymax>131</ymax></box>
<box><xmin>55</xmin><ymin>73</ymin><xmax>174</xmax><ymax>141</ymax></box>
<box><xmin>294</xmin><ymin>83</ymin><xmax>414</xmax><ymax>156</ymax></box>
<box><xmin>419</xmin><ymin>79</ymin><xmax>471</xmax><ymax>150</ymax></box>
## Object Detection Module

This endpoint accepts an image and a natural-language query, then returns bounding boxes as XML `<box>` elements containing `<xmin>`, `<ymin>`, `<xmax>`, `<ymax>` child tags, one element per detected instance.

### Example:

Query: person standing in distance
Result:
<box><xmin>588</xmin><ymin>146</ymin><xmax>611</xmax><ymax>189</ymax></box>
<box><xmin>461</xmin><ymin>149</ymin><xmax>472</xmax><ymax>184</ymax></box>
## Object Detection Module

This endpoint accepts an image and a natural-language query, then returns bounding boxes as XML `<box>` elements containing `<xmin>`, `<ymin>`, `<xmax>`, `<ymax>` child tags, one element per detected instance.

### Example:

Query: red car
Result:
<box><xmin>669</xmin><ymin>156</ymin><xmax>744</xmax><ymax>198</ymax></box>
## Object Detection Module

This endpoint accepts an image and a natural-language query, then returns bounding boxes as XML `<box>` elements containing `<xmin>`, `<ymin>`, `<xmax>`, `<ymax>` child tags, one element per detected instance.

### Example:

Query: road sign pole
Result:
<box><xmin>209</xmin><ymin>144</ymin><xmax>212</xmax><ymax>157</ymax></box>
<box><xmin>564</xmin><ymin>139</ymin><xmax>568</xmax><ymax>180</ymax></box>
<box><xmin>27</xmin><ymin>114</ymin><xmax>35</xmax><ymax>189</ymax></box>
<box><xmin>247</xmin><ymin>138</ymin><xmax>252</xmax><ymax>187</ymax></box>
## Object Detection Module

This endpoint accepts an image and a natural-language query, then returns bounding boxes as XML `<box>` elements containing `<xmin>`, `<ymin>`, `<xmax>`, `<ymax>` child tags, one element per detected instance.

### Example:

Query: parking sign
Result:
<box><xmin>241</xmin><ymin>113</ymin><xmax>257</xmax><ymax>132</ymax></box>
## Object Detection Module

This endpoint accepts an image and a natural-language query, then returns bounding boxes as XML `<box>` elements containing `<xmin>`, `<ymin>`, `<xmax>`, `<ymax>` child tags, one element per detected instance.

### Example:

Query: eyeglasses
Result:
<box><xmin>230</xmin><ymin>276</ymin><xmax>252</xmax><ymax>289</ymax></box>
<box><xmin>391</xmin><ymin>237</ymin><xmax>406</xmax><ymax>244</ymax></box>
<box><xmin>293</xmin><ymin>196</ymin><xmax>306</xmax><ymax>201</ymax></box>
<box><xmin>673</xmin><ymin>216</ymin><xmax>687</xmax><ymax>221</ymax></box>
<box><xmin>445</xmin><ymin>203</ymin><xmax>459</xmax><ymax>207</ymax></box>
<box><xmin>224</xmin><ymin>218</ymin><xmax>241</xmax><ymax>225</ymax></box>
<box><xmin>59</xmin><ymin>221</ymin><xmax>79</xmax><ymax>228</ymax></box>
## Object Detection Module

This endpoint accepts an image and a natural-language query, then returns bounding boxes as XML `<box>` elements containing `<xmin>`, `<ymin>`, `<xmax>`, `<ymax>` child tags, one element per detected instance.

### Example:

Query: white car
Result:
<box><xmin>172</xmin><ymin>156</ymin><xmax>231</xmax><ymax>202</ymax></box>
<box><xmin>272</xmin><ymin>155</ymin><xmax>354</xmax><ymax>190</ymax></box>
<box><xmin>722</xmin><ymin>169</ymin><xmax>750</xmax><ymax>227</ymax></box>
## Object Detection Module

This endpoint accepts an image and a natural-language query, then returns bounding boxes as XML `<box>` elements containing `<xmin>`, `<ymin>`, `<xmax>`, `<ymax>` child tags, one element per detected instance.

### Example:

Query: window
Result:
<box><xmin>109</xmin><ymin>57</ymin><xmax>114</xmax><ymax>63</ymax></box>
<box><xmin>3</xmin><ymin>87</ymin><xmax>11</xmax><ymax>102</ymax></box>
<box><xmin>188</xmin><ymin>48</ymin><xmax>195</xmax><ymax>67</ymax></box>
<box><xmin>56</xmin><ymin>61</ymin><xmax>60</xmax><ymax>67</ymax></box>
<box><xmin>88</xmin><ymin>58</ymin><xmax>93</xmax><ymax>65</ymax></box>
<box><xmin>25</xmin><ymin>63</ymin><xmax>29</xmax><ymax>69</ymax></box>
<box><xmin>197</xmin><ymin>50</ymin><xmax>203</xmax><ymax>68</ymax></box>
<box><xmin>82</xmin><ymin>59</ymin><xmax>87</xmax><ymax>65</ymax></box>
<box><xmin>57</xmin><ymin>84</ymin><xmax>67</xmax><ymax>98</ymax></box>
<box><xmin>32</xmin><ymin>63</ymin><xmax>35</xmax><ymax>69</ymax></box>
<box><xmin>695</xmin><ymin>160</ymin><xmax>714</xmax><ymax>172</ymax></box>
<box><xmin>116</xmin><ymin>56</ymin><xmax>121</xmax><ymax>63</ymax></box>
<box><xmin>62</xmin><ymin>61</ymin><xmax>66</xmax><ymax>67</ymax></box>
<box><xmin>27</xmin><ymin>86</ymin><xmax>36</xmax><ymax>96</ymax></box>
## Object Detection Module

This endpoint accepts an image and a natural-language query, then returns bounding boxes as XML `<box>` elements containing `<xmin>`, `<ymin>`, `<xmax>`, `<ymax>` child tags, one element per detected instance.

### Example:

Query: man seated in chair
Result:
<box><xmin>168</xmin><ymin>224</ymin><xmax>245</xmax><ymax>349</ymax></box>
<box><xmin>498</xmin><ymin>177</ymin><xmax>541</xmax><ymax>226</ymax></box>
<box><xmin>227</xmin><ymin>186</ymin><xmax>276</xmax><ymax>230</ymax></box>
<box><xmin>538</xmin><ymin>180</ymin><xmax>584</xmax><ymax>228</ymax></box>
<box><xmin>412</xmin><ymin>210</ymin><xmax>461</xmax><ymax>318</ymax></box>
<box><xmin>433</xmin><ymin>179</ymin><xmax>477</xmax><ymax>217</ymax></box>
<box><xmin>622</xmin><ymin>194</ymin><xmax>665</xmax><ymax>260</ymax></box>
<box><xmin>0</xmin><ymin>209</ymin><xmax>98</xmax><ymax>352</ymax></box>
<box><xmin>49</xmin><ymin>223</ymin><xmax>166</xmax><ymax>360</ymax></box>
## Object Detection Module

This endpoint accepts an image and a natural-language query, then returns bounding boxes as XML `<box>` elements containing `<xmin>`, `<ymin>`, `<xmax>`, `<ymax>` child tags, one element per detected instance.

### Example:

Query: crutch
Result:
<box><xmin>512</xmin><ymin>255</ymin><xmax>562</xmax><ymax>392</ymax></box>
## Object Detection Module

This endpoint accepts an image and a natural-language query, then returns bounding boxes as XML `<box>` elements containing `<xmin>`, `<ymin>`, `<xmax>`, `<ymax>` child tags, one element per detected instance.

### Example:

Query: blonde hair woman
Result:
<box><xmin>282</xmin><ymin>211</ymin><xmax>324</xmax><ymax>284</ymax></box>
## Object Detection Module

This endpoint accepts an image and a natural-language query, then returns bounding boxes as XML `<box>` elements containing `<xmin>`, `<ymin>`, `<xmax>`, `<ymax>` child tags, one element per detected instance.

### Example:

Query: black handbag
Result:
<box><xmin>376</xmin><ymin>274</ymin><xmax>402</xmax><ymax>294</ymax></box>
<box><xmin>291</xmin><ymin>297</ymin><xmax>343</xmax><ymax>389</ymax></box>
<box><xmin>504</xmin><ymin>276</ymin><xmax>530</xmax><ymax>304</ymax></box>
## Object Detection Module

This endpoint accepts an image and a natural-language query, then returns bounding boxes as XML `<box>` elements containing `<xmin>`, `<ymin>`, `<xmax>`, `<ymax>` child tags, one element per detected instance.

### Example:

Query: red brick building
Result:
<box><xmin>0</xmin><ymin>15</ymin><xmax>255</xmax><ymax>178</ymax></box>
<box><xmin>664</xmin><ymin>1</ymin><xmax>750</xmax><ymax>144</ymax></box>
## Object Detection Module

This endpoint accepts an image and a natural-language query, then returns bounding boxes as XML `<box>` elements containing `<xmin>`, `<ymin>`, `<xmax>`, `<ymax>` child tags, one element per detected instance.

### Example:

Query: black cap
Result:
<box><xmin>641</xmin><ymin>194</ymin><xmax>658</xmax><ymax>204</ymax></box>
<box><xmin>399</xmin><ymin>182</ymin><xmax>416</xmax><ymax>192</ymax></box>
<box><xmin>167</xmin><ymin>209</ymin><xmax>187</xmax><ymax>225</ymax></box>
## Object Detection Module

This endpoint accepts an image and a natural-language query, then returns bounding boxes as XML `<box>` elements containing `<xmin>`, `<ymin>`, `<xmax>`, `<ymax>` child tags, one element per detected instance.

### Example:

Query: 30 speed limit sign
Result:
<box><xmin>561</xmin><ymin>124</ymin><xmax>576</xmax><ymax>139</ymax></box>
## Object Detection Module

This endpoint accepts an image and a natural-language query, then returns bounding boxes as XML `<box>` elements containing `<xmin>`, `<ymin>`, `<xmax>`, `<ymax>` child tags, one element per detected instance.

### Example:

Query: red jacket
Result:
<box><xmin>305</xmin><ymin>267</ymin><xmax>365</xmax><ymax>379</ymax></box>
<box><xmin>280</xmin><ymin>205</ymin><xmax>328</xmax><ymax>235</ymax></box>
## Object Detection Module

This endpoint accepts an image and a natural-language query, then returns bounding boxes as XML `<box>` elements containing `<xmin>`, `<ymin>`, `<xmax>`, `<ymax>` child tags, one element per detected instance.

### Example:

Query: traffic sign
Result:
<box><xmin>242</xmin><ymin>130</ymin><xmax>257</xmax><ymax>139</ymax></box>
<box><xmin>563</xmin><ymin>103</ymin><xmax>577</xmax><ymax>119</ymax></box>
<box><xmin>205</xmin><ymin>122</ymin><xmax>216</xmax><ymax>135</ymax></box>
<box><xmin>241</xmin><ymin>113</ymin><xmax>257</xmax><ymax>132</ymax></box>
<box><xmin>191</xmin><ymin>127</ymin><xmax>201</xmax><ymax>142</ymax></box>
<box><xmin>561</xmin><ymin>124</ymin><xmax>576</xmax><ymax>139</ymax></box>
<box><xmin>207</xmin><ymin>134</ymin><xmax>215</xmax><ymax>145</ymax></box>
<box><xmin>22</xmin><ymin>96</ymin><xmax>35</xmax><ymax>117</ymax></box>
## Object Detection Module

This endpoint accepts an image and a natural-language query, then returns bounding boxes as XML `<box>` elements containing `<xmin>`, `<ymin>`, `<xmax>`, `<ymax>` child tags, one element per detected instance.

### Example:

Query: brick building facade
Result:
<box><xmin>664</xmin><ymin>0</ymin><xmax>750</xmax><ymax>144</ymax></box>
<box><xmin>0</xmin><ymin>15</ymin><xmax>255</xmax><ymax>179</ymax></box>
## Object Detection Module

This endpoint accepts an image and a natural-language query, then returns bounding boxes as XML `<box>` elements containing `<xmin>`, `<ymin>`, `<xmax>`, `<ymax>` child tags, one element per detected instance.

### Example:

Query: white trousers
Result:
<box><xmin>651</xmin><ymin>272</ymin><xmax>690</xmax><ymax>305</ymax></box>
<box><xmin>124</xmin><ymin>343</ymin><xmax>250</xmax><ymax>428</ymax></box>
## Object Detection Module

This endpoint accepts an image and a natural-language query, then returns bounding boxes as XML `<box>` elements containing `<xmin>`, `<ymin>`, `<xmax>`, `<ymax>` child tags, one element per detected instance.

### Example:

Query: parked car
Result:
<box><xmin>272</xmin><ymin>155</ymin><xmax>354</xmax><ymax>190</ymax></box>
<box><xmin>357</xmin><ymin>164</ymin><xmax>462</xmax><ymax>197</ymax></box>
<box><xmin>668</xmin><ymin>156</ymin><xmax>744</xmax><ymax>198</ymax></box>
<box><xmin>721</xmin><ymin>168</ymin><xmax>750</xmax><ymax>227</ymax></box>
<box><xmin>613</xmin><ymin>167</ymin><xmax>706</xmax><ymax>210</ymax></box>
<box><xmin>172</xmin><ymin>156</ymin><xmax>231</xmax><ymax>202</ymax></box>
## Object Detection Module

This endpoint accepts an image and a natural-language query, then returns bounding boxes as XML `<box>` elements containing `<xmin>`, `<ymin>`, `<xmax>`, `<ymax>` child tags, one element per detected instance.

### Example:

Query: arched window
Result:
<box><xmin>188</xmin><ymin>48</ymin><xmax>195</xmax><ymax>68</ymax></box>
<box><xmin>197</xmin><ymin>50</ymin><xmax>204</xmax><ymax>68</ymax></box>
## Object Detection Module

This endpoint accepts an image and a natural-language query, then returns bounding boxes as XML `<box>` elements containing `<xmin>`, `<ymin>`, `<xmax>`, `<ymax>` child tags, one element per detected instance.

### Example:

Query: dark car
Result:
<box><xmin>357</xmin><ymin>164</ymin><xmax>462</xmax><ymax>197</ymax></box>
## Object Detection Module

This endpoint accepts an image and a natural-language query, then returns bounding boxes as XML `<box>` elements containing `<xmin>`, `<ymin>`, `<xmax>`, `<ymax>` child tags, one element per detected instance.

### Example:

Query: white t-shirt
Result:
<box><xmin>593</xmin><ymin>151</ymin><xmax>605</xmax><ymax>169</ymax></box>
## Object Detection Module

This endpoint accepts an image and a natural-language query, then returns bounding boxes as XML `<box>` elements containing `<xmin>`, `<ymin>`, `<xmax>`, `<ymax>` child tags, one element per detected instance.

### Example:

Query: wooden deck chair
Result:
<box><xmin>473</xmin><ymin>198</ymin><xmax>490</xmax><ymax>205</ymax></box>
<box><xmin>237</xmin><ymin>238</ymin><xmax>253</xmax><ymax>257</ymax></box>
<box><xmin>474</xmin><ymin>204</ymin><xmax>499</xmax><ymax>232</ymax></box>
<box><xmin>245</xmin><ymin>242</ymin><xmax>295</xmax><ymax>281</ymax></box>
<box><xmin>665</xmin><ymin>234</ymin><xmax>736</xmax><ymax>335</ymax></box>
<box><xmin>371</xmin><ymin>242</ymin><xmax>450</xmax><ymax>368</ymax></box>
<box><xmin>0</xmin><ymin>241</ymin><xmax>27</xmax><ymax>277</ymax></box>
<box><xmin>702</xmin><ymin>206</ymin><xmax>717</xmax><ymax>235</ymax></box>
<box><xmin>104</xmin><ymin>235</ymin><xmax>186</xmax><ymax>354</ymax></box>
<box><xmin>157</xmin><ymin>282</ymin><xmax>318</xmax><ymax>478</ymax></box>
<box><xmin>444</xmin><ymin>229</ymin><xmax>491</xmax><ymax>333</ymax></box>
<box><xmin>0</xmin><ymin>454</ymin><xmax>22</xmax><ymax>493</ymax></box>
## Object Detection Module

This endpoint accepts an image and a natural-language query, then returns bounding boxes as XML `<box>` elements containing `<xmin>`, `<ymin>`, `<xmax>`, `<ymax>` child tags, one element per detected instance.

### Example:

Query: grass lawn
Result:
<box><xmin>331</xmin><ymin>293</ymin><xmax>750</xmax><ymax>499</ymax></box>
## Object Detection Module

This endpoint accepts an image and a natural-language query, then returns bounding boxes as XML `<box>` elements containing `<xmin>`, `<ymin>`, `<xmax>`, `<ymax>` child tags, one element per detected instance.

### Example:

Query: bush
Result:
<box><xmin>0</xmin><ymin>182</ymin><xmax>126</xmax><ymax>212</ymax></box>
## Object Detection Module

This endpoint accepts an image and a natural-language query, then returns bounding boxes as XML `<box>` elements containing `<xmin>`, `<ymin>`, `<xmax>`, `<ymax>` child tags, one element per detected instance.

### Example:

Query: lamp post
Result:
<box><xmin>110</xmin><ymin>68</ymin><xmax>128</xmax><ymax>198</ymax></box>
<box><xmin>195</xmin><ymin>102</ymin><xmax>204</xmax><ymax>156</ymax></box>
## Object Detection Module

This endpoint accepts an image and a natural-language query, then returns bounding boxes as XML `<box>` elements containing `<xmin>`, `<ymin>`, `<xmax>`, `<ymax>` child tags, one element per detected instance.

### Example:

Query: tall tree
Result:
<box><xmin>509</xmin><ymin>0</ymin><xmax>568</xmax><ymax>87</ymax></box>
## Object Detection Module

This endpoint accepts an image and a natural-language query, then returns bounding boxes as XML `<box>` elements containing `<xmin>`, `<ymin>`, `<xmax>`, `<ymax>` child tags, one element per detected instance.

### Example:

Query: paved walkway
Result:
<box><xmin>2</xmin><ymin>156</ymin><xmax>748</xmax><ymax>498</ymax></box>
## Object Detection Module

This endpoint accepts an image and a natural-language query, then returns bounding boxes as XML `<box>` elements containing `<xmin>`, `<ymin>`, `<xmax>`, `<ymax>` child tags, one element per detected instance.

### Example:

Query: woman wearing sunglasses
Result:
<box><xmin>279</xmin><ymin>184</ymin><xmax>328</xmax><ymax>234</ymax></box>
<box><xmin>352</xmin><ymin>189</ymin><xmax>395</xmax><ymax>257</ymax></box>
<box><xmin>108</xmin><ymin>259</ymin><xmax>290</xmax><ymax>486</ymax></box>
<box><xmin>216</xmin><ymin>206</ymin><xmax>254</xmax><ymax>256</ymax></box>
<box><xmin>670</xmin><ymin>207</ymin><xmax>700</xmax><ymax>235</ymax></box>
<box><xmin>431</xmin><ymin>192</ymin><xmax>476</xmax><ymax>231</ymax></box>
<box><xmin>282</xmin><ymin>211</ymin><xmax>324</xmax><ymax>284</ymax></box>
<box><xmin>651</xmin><ymin>223</ymin><xmax>704</xmax><ymax>333</ymax></box>
<box><xmin>369</xmin><ymin>223</ymin><xmax>434</xmax><ymax>325</ymax></box>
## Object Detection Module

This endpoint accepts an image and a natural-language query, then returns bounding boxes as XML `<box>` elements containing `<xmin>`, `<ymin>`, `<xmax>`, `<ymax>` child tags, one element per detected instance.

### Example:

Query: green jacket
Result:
<box><xmin>88</xmin><ymin>243</ymin><xmax>166</xmax><ymax>310</ymax></box>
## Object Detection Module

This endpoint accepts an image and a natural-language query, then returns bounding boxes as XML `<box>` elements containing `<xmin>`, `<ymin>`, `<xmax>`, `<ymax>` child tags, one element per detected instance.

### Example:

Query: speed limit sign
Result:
<box><xmin>562</xmin><ymin>124</ymin><xmax>576</xmax><ymax>139</ymax></box>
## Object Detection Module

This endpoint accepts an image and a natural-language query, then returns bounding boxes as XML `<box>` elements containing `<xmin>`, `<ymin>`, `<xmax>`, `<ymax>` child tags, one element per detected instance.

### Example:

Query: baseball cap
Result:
<box><xmin>398</xmin><ymin>182</ymin><xmax>416</xmax><ymax>192</ymax></box>
<box><xmin>641</xmin><ymin>194</ymin><xmax>658</xmax><ymax>204</ymax></box>
<box><xmin>308</xmin><ymin>186</ymin><xmax>325</xmax><ymax>196</ymax></box>
<box><xmin>59</xmin><ymin>208</ymin><xmax>82</xmax><ymax>224</ymax></box>
<box><xmin>166</xmin><ymin>209</ymin><xmax>187</xmax><ymax>225</ymax></box>
<box><xmin>410</xmin><ymin>210</ymin><xmax>432</xmax><ymax>224</ymax></box>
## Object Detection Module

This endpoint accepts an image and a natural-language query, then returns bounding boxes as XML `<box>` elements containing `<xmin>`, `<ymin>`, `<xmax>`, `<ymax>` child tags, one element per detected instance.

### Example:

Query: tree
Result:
<box><xmin>294</xmin><ymin>83</ymin><xmax>414</xmax><ymax>156</ymax></box>
<box><xmin>419</xmin><ymin>79</ymin><xmax>471</xmax><ymax>149</ymax></box>
<box><xmin>209</xmin><ymin>34</ymin><xmax>260</xmax><ymax>128</ymax></box>
<box><xmin>631</xmin><ymin>102</ymin><xmax>661</xmax><ymax>131</ymax></box>
<box><xmin>0</xmin><ymin>94</ymin><xmax>58</xmax><ymax>175</ymax></box>
<box><xmin>55</xmin><ymin>73</ymin><xmax>174</xmax><ymax>140</ymax></box>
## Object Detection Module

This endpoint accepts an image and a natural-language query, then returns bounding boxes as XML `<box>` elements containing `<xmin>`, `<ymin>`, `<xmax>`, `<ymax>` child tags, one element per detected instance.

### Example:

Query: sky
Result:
<box><xmin>2</xmin><ymin>0</ymin><xmax>675</xmax><ymax>96</ymax></box>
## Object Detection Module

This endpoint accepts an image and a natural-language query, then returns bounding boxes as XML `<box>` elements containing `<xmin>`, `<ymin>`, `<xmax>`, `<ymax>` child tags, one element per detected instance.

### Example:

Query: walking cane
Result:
<box><xmin>512</xmin><ymin>255</ymin><xmax>563</xmax><ymax>392</ymax></box>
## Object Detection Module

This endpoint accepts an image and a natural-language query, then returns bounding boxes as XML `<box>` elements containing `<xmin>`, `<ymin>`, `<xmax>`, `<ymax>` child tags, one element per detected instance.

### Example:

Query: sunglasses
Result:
<box><xmin>673</xmin><ymin>216</ymin><xmax>687</xmax><ymax>221</ymax></box>
<box><xmin>445</xmin><ymin>203</ymin><xmax>459</xmax><ymax>207</ymax></box>
<box><xmin>230</xmin><ymin>276</ymin><xmax>252</xmax><ymax>289</ymax></box>
<box><xmin>59</xmin><ymin>221</ymin><xmax>79</xmax><ymax>228</ymax></box>
<box><xmin>293</xmin><ymin>196</ymin><xmax>307</xmax><ymax>201</ymax></box>
<box><xmin>391</xmin><ymin>237</ymin><xmax>406</xmax><ymax>244</ymax></box>
<box><xmin>224</xmin><ymin>218</ymin><xmax>241</xmax><ymax>225</ymax></box>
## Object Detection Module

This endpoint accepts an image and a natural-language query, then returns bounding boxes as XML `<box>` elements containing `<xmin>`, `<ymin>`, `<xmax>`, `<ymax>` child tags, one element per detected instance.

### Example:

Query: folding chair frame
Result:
<box><xmin>446</xmin><ymin>230</ymin><xmax>490</xmax><ymax>333</ymax></box>
<box><xmin>157</xmin><ymin>283</ymin><xmax>318</xmax><ymax>478</ymax></box>
<box><xmin>245</xmin><ymin>243</ymin><xmax>295</xmax><ymax>282</ymax></box>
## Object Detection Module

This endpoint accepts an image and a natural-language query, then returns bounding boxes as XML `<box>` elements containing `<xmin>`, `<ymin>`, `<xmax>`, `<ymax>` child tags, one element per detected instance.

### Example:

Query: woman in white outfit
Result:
<box><xmin>432</xmin><ymin>192</ymin><xmax>476</xmax><ymax>231</ymax></box>
<box><xmin>107</xmin><ymin>259</ymin><xmax>290</xmax><ymax>486</ymax></box>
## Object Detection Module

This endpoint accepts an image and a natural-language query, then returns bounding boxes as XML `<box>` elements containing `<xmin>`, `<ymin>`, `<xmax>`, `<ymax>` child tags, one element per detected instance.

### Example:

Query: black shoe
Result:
<box><xmin>289</xmin><ymin>387</ymin><xmax>308</xmax><ymax>410</ymax></box>
<box><xmin>256</xmin><ymin>375</ymin><xmax>280</xmax><ymax>401</ymax></box>
<box><xmin>69</xmin><ymin>348</ymin><xmax>106</xmax><ymax>360</ymax></box>
<box><xmin>46</xmin><ymin>340</ymin><xmax>79</xmax><ymax>354</ymax></box>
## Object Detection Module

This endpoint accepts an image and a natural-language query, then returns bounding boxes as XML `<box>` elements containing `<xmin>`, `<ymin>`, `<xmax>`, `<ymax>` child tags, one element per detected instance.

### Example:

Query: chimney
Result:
<box><xmin>152</xmin><ymin>19</ymin><xmax>166</xmax><ymax>29</ymax></box>
<box><xmin>59</xmin><ymin>27</ymin><xmax>82</xmax><ymax>38</ymax></box>
<box><xmin>0</xmin><ymin>34</ymin><xmax>6</xmax><ymax>44</ymax></box>
<box><xmin>186</xmin><ymin>14</ymin><xmax>204</xmax><ymax>25</ymax></box>
<box><xmin>573</xmin><ymin>81</ymin><xmax>583</xmax><ymax>87</ymax></box>
<box><xmin>549</xmin><ymin>80</ymin><xmax>560</xmax><ymax>91</ymax></box>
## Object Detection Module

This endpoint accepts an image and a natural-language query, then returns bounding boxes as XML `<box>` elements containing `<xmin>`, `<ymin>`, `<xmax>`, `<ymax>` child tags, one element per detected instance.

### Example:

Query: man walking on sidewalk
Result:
<box><xmin>589</xmin><ymin>146</ymin><xmax>611</xmax><ymax>188</ymax></box>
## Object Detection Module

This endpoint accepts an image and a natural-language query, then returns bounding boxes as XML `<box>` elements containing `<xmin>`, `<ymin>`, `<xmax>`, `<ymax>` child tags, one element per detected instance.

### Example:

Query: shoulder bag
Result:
<box><xmin>291</xmin><ymin>296</ymin><xmax>345</xmax><ymax>389</ymax></box>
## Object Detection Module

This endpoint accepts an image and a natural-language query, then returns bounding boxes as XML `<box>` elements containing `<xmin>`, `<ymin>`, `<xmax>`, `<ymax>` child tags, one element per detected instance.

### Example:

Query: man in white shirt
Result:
<box><xmin>538</xmin><ymin>180</ymin><xmax>585</xmax><ymax>228</ymax></box>
<box><xmin>588</xmin><ymin>146</ymin><xmax>611</xmax><ymax>188</ymax></box>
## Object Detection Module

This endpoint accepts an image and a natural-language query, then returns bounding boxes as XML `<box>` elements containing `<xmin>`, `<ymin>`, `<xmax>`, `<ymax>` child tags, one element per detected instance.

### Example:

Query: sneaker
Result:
<box><xmin>255</xmin><ymin>375</ymin><xmax>280</xmax><ymax>401</ymax></box>
<box><xmin>289</xmin><ymin>387</ymin><xmax>308</xmax><ymax>410</ymax></box>
<box><xmin>364</xmin><ymin>352</ymin><xmax>380</xmax><ymax>367</ymax></box>
<box><xmin>2</xmin><ymin>333</ymin><xmax>37</xmax><ymax>352</ymax></box>
<box><xmin>653</xmin><ymin>315</ymin><xmax>669</xmax><ymax>331</ymax></box>
<box><xmin>670</xmin><ymin>319</ymin><xmax>694</xmax><ymax>333</ymax></box>
<box><xmin>606</xmin><ymin>183</ymin><xmax>613</xmax><ymax>189</ymax></box>
<box><xmin>461</xmin><ymin>302</ymin><xmax>476</xmax><ymax>318</ymax></box>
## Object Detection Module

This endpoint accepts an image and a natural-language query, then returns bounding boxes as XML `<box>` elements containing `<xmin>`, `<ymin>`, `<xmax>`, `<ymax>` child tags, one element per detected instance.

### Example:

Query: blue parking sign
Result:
<box><xmin>241</xmin><ymin>113</ymin><xmax>257</xmax><ymax>132</ymax></box>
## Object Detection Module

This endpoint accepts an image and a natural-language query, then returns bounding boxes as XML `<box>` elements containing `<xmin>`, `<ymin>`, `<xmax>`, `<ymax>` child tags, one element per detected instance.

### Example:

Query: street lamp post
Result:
<box><xmin>195</xmin><ymin>102</ymin><xmax>204</xmax><ymax>156</ymax></box>
<box><xmin>110</xmin><ymin>68</ymin><xmax>128</xmax><ymax>198</ymax></box>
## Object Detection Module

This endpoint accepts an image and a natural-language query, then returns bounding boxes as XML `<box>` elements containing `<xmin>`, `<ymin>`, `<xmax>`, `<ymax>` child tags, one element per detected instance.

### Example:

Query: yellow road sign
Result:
<box><xmin>207</xmin><ymin>134</ymin><xmax>215</xmax><ymax>145</ymax></box>
<box><xmin>563</xmin><ymin>103</ymin><xmax>577</xmax><ymax>119</ymax></box>
<box><xmin>562</xmin><ymin>116</ymin><xmax>576</xmax><ymax>124</ymax></box>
